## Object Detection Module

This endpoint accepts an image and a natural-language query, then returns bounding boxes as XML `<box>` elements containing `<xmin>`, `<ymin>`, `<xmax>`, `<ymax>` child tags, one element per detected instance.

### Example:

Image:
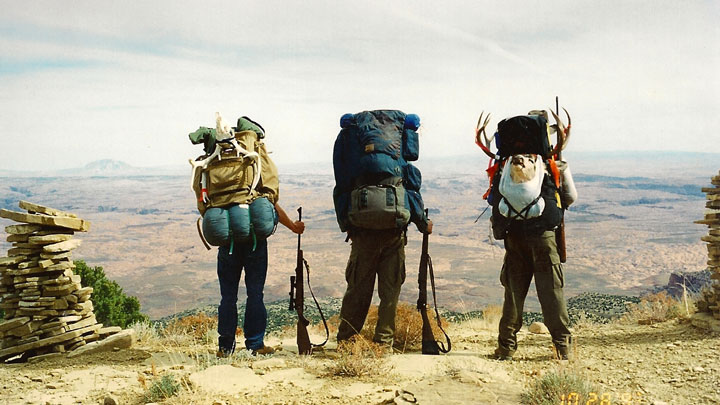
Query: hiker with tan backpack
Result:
<box><xmin>189</xmin><ymin>113</ymin><xmax>304</xmax><ymax>357</ymax></box>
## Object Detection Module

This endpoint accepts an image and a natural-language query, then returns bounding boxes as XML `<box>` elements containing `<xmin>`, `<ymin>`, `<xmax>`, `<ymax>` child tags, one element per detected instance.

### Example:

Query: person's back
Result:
<box><xmin>332</xmin><ymin>110</ymin><xmax>432</xmax><ymax>347</ymax></box>
<box><xmin>188</xmin><ymin>114</ymin><xmax>304</xmax><ymax>357</ymax></box>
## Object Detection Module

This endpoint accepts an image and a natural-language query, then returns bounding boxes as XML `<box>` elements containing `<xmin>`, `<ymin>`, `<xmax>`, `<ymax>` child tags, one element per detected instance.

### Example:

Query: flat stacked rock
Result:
<box><xmin>0</xmin><ymin>201</ymin><xmax>121</xmax><ymax>361</ymax></box>
<box><xmin>694</xmin><ymin>170</ymin><xmax>720</xmax><ymax>319</ymax></box>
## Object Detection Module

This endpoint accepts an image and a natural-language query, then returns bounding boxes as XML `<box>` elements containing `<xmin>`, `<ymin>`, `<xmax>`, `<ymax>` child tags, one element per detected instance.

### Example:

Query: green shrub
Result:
<box><xmin>521</xmin><ymin>369</ymin><xmax>597</xmax><ymax>405</ymax></box>
<box><xmin>143</xmin><ymin>374</ymin><xmax>181</xmax><ymax>402</ymax></box>
<box><xmin>73</xmin><ymin>260</ymin><xmax>148</xmax><ymax>328</ymax></box>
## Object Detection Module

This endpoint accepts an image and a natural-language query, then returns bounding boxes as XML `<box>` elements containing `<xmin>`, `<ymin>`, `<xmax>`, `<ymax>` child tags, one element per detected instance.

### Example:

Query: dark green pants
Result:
<box><xmin>337</xmin><ymin>229</ymin><xmax>406</xmax><ymax>344</ymax></box>
<box><xmin>497</xmin><ymin>230</ymin><xmax>571</xmax><ymax>356</ymax></box>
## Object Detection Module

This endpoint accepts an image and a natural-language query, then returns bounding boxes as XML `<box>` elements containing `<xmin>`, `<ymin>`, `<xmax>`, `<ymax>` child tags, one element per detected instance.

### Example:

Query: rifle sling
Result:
<box><xmin>303</xmin><ymin>258</ymin><xmax>329</xmax><ymax>348</ymax></box>
<box><xmin>427</xmin><ymin>253</ymin><xmax>451</xmax><ymax>353</ymax></box>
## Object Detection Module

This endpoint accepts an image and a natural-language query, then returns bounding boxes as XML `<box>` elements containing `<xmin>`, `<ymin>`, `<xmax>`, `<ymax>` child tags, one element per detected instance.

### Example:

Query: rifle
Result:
<box><xmin>288</xmin><ymin>207</ymin><xmax>328</xmax><ymax>355</ymax></box>
<box><xmin>555</xmin><ymin>96</ymin><xmax>568</xmax><ymax>263</ymax></box>
<box><xmin>417</xmin><ymin>209</ymin><xmax>451</xmax><ymax>355</ymax></box>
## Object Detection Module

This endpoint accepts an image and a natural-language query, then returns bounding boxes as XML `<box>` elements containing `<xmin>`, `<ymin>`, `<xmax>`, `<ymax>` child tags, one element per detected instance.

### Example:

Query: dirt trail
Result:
<box><xmin>0</xmin><ymin>319</ymin><xmax>718</xmax><ymax>404</ymax></box>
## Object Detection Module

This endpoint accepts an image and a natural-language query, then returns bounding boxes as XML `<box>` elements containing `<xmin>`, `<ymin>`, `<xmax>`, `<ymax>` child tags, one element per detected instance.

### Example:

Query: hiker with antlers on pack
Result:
<box><xmin>475</xmin><ymin>106</ymin><xmax>577</xmax><ymax>361</ymax></box>
<box><xmin>188</xmin><ymin>113</ymin><xmax>304</xmax><ymax>358</ymax></box>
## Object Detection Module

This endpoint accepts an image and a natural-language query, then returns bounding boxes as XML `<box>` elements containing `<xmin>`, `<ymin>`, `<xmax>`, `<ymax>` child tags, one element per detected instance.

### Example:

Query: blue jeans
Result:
<box><xmin>216</xmin><ymin>238</ymin><xmax>268</xmax><ymax>352</ymax></box>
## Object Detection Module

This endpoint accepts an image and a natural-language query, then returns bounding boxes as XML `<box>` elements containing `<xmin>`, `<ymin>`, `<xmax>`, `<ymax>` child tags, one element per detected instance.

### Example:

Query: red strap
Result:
<box><xmin>547</xmin><ymin>158</ymin><xmax>560</xmax><ymax>188</ymax></box>
<box><xmin>482</xmin><ymin>160</ymin><xmax>501</xmax><ymax>200</ymax></box>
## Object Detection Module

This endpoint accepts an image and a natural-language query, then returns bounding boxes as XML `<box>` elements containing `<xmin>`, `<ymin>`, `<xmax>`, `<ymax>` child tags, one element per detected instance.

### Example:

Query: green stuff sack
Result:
<box><xmin>202</xmin><ymin>207</ymin><xmax>231</xmax><ymax>246</ymax></box>
<box><xmin>249</xmin><ymin>197</ymin><xmax>278</xmax><ymax>238</ymax></box>
<box><xmin>348</xmin><ymin>177</ymin><xmax>410</xmax><ymax>230</ymax></box>
<box><xmin>228</xmin><ymin>204</ymin><xmax>251</xmax><ymax>242</ymax></box>
<box><xmin>201</xmin><ymin>199</ymin><xmax>277</xmax><ymax>247</ymax></box>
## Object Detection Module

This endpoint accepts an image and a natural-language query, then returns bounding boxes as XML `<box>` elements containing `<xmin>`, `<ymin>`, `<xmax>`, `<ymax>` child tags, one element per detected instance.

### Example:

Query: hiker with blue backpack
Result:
<box><xmin>332</xmin><ymin>110</ymin><xmax>433</xmax><ymax>348</ymax></box>
<box><xmin>189</xmin><ymin>114</ymin><xmax>304</xmax><ymax>357</ymax></box>
<box><xmin>475</xmin><ymin>107</ymin><xmax>577</xmax><ymax>361</ymax></box>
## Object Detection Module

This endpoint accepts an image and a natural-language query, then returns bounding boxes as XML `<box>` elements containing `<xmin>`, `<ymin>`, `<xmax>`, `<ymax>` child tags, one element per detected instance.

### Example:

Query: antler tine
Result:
<box><xmin>561</xmin><ymin>107</ymin><xmax>571</xmax><ymax>150</ymax></box>
<box><xmin>549</xmin><ymin>108</ymin><xmax>569</xmax><ymax>157</ymax></box>
<box><xmin>475</xmin><ymin>112</ymin><xmax>495</xmax><ymax>159</ymax></box>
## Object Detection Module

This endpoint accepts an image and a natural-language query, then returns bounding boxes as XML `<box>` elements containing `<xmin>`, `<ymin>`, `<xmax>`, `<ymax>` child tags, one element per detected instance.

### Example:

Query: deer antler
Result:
<box><xmin>475</xmin><ymin>112</ymin><xmax>495</xmax><ymax>159</ymax></box>
<box><xmin>549</xmin><ymin>108</ymin><xmax>571</xmax><ymax>157</ymax></box>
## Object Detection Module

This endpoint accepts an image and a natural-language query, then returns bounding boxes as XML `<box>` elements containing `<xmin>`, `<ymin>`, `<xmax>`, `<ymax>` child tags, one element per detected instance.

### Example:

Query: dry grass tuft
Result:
<box><xmin>359</xmin><ymin>302</ymin><xmax>446</xmax><ymax>352</ymax></box>
<box><xmin>164</xmin><ymin>313</ymin><xmax>220</xmax><ymax>343</ymax></box>
<box><xmin>327</xmin><ymin>335</ymin><xmax>389</xmax><ymax>377</ymax></box>
<box><xmin>620</xmin><ymin>291</ymin><xmax>694</xmax><ymax>325</ymax></box>
<box><xmin>455</xmin><ymin>304</ymin><xmax>503</xmax><ymax>332</ymax></box>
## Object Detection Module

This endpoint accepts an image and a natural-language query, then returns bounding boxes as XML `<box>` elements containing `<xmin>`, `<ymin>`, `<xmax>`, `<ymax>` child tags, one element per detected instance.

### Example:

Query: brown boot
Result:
<box><xmin>251</xmin><ymin>345</ymin><xmax>276</xmax><ymax>356</ymax></box>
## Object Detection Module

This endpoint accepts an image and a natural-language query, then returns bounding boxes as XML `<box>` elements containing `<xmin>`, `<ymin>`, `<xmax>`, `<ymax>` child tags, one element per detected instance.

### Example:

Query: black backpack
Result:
<box><xmin>495</xmin><ymin>115</ymin><xmax>551</xmax><ymax>159</ymax></box>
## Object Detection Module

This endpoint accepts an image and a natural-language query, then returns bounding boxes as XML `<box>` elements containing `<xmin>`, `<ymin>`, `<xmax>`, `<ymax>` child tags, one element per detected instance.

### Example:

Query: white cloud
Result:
<box><xmin>0</xmin><ymin>0</ymin><xmax>718</xmax><ymax>171</ymax></box>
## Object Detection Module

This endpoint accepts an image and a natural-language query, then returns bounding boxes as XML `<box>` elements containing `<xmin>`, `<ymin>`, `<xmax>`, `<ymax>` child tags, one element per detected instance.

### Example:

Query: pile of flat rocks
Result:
<box><xmin>694</xmin><ymin>170</ymin><xmax>720</xmax><ymax>319</ymax></box>
<box><xmin>0</xmin><ymin>201</ymin><xmax>121</xmax><ymax>361</ymax></box>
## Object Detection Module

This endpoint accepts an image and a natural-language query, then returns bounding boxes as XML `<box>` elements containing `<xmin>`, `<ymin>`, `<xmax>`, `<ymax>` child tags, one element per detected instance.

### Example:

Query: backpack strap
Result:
<box><xmin>547</xmin><ymin>158</ymin><xmax>561</xmax><ymax>189</ymax></box>
<box><xmin>502</xmin><ymin>193</ymin><xmax>543</xmax><ymax>221</ymax></box>
<box><xmin>483</xmin><ymin>160</ymin><xmax>502</xmax><ymax>200</ymax></box>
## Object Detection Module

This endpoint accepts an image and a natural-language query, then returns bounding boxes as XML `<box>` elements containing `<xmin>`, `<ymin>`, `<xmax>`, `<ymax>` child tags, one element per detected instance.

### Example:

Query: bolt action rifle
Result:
<box><xmin>288</xmin><ymin>207</ymin><xmax>328</xmax><ymax>355</ymax></box>
<box><xmin>555</xmin><ymin>96</ymin><xmax>567</xmax><ymax>263</ymax></box>
<box><xmin>417</xmin><ymin>209</ymin><xmax>451</xmax><ymax>355</ymax></box>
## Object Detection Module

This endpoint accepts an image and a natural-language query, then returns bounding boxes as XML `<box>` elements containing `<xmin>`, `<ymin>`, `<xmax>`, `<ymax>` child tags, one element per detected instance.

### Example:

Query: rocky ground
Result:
<box><xmin>0</xmin><ymin>314</ymin><xmax>718</xmax><ymax>405</ymax></box>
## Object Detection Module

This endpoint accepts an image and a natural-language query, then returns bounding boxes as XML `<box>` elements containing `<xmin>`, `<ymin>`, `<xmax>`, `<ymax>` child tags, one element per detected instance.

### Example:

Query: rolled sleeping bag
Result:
<box><xmin>202</xmin><ymin>207</ymin><xmax>230</xmax><ymax>246</ymax></box>
<box><xmin>201</xmin><ymin>198</ymin><xmax>278</xmax><ymax>246</ymax></box>
<box><xmin>228</xmin><ymin>204</ymin><xmax>251</xmax><ymax>243</ymax></box>
<box><xmin>249</xmin><ymin>197</ymin><xmax>278</xmax><ymax>239</ymax></box>
<box><xmin>201</xmin><ymin>204</ymin><xmax>251</xmax><ymax>246</ymax></box>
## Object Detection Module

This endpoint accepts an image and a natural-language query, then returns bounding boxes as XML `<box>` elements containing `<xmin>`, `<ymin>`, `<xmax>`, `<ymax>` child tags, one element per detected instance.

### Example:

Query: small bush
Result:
<box><xmin>328</xmin><ymin>336</ymin><xmax>388</xmax><ymax>377</ymax></box>
<box><xmin>360</xmin><ymin>302</ymin><xmax>446</xmax><ymax>352</ymax></box>
<box><xmin>143</xmin><ymin>374</ymin><xmax>181</xmax><ymax>403</ymax></box>
<box><xmin>73</xmin><ymin>260</ymin><xmax>148</xmax><ymax>328</ymax></box>
<box><xmin>521</xmin><ymin>369</ymin><xmax>597</xmax><ymax>405</ymax></box>
<box><xmin>621</xmin><ymin>291</ymin><xmax>692</xmax><ymax>325</ymax></box>
<box><xmin>131</xmin><ymin>321</ymin><xmax>161</xmax><ymax>345</ymax></box>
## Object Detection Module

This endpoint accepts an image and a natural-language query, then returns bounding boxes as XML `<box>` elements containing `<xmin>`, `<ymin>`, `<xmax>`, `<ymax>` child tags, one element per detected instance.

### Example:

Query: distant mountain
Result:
<box><xmin>83</xmin><ymin>159</ymin><xmax>134</xmax><ymax>173</ymax></box>
<box><xmin>0</xmin><ymin>160</ymin><xmax>186</xmax><ymax>178</ymax></box>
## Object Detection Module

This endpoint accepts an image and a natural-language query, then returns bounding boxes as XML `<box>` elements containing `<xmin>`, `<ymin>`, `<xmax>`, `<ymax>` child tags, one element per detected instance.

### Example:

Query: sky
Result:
<box><xmin>0</xmin><ymin>0</ymin><xmax>718</xmax><ymax>172</ymax></box>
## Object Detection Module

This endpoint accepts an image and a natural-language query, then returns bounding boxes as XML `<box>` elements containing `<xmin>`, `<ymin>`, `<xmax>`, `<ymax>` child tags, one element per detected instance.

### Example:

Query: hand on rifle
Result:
<box><xmin>275</xmin><ymin>203</ymin><xmax>305</xmax><ymax>234</ymax></box>
<box><xmin>424</xmin><ymin>219</ymin><xmax>433</xmax><ymax>235</ymax></box>
<box><xmin>290</xmin><ymin>220</ymin><xmax>305</xmax><ymax>235</ymax></box>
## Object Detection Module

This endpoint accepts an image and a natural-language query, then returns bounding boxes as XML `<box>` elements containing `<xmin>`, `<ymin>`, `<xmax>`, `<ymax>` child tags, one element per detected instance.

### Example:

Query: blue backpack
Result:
<box><xmin>332</xmin><ymin>110</ymin><xmax>422</xmax><ymax>232</ymax></box>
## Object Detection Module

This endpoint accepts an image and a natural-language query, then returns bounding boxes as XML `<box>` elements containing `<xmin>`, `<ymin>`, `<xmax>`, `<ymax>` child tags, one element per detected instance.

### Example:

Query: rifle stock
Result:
<box><xmin>418</xmin><ymin>230</ymin><xmax>440</xmax><ymax>355</ymax></box>
<box><xmin>290</xmin><ymin>207</ymin><xmax>312</xmax><ymax>355</ymax></box>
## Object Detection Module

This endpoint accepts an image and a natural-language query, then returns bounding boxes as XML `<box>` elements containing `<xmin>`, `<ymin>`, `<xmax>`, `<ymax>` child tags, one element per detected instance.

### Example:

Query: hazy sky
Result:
<box><xmin>1</xmin><ymin>0</ymin><xmax>718</xmax><ymax>171</ymax></box>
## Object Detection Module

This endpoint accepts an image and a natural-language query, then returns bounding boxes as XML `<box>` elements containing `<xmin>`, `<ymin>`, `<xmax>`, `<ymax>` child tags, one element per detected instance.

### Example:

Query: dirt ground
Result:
<box><xmin>0</xmin><ymin>318</ymin><xmax>718</xmax><ymax>405</ymax></box>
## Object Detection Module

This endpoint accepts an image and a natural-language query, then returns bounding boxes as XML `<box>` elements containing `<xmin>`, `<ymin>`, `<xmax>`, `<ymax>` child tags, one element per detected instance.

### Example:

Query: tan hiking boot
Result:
<box><xmin>251</xmin><ymin>345</ymin><xmax>276</xmax><ymax>356</ymax></box>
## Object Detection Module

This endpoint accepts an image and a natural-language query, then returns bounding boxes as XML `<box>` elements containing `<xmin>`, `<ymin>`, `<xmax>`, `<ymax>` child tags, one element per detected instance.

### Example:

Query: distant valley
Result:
<box><xmin>0</xmin><ymin>152</ymin><xmax>716</xmax><ymax>319</ymax></box>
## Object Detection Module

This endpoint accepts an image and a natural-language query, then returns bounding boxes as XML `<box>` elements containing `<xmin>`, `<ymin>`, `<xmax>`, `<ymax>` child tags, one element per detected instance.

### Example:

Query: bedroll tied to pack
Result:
<box><xmin>201</xmin><ymin>197</ymin><xmax>279</xmax><ymax>247</ymax></box>
<box><xmin>333</xmin><ymin>110</ymin><xmax>422</xmax><ymax>231</ymax></box>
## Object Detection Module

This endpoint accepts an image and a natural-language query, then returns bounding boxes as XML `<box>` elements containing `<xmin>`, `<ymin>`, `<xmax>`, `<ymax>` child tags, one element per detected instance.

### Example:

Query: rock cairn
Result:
<box><xmin>0</xmin><ymin>201</ymin><xmax>121</xmax><ymax>361</ymax></box>
<box><xmin>694</xmin><ymin>170</ymin><xmax>720</xmax><ymax>319</ymax></box>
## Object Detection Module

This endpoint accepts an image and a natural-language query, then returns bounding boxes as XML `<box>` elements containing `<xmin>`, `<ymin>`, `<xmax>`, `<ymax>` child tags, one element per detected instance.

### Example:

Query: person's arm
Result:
<box><xmin>275</xmin><ymin>203</ymin><xmax>305</xmax><ymax>234</ymax></box>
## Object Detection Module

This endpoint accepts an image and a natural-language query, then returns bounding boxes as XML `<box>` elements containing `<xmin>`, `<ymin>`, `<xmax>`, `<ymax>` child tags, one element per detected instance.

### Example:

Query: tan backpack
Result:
<box><xmin>190</xmin><ymin>116</ymin><xmax>279</xmax><ymax>216</ymax></box>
